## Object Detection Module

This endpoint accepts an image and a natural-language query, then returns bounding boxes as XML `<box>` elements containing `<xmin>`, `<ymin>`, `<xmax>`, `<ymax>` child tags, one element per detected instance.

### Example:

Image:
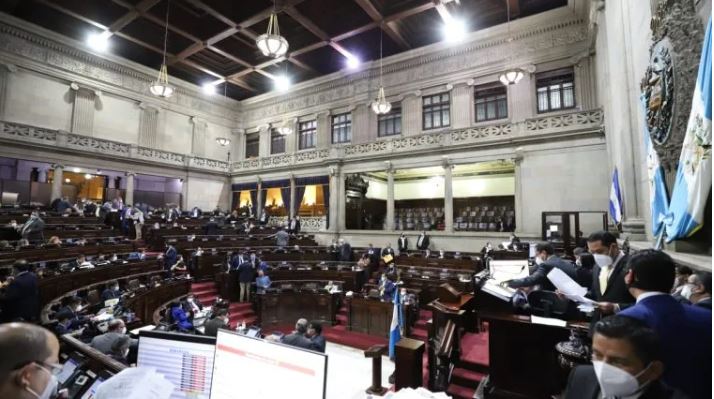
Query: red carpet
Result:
<box><xmin>189</xmin><ymin>282</ymin><xmax>257</xmax><ymax>328</ymax></box>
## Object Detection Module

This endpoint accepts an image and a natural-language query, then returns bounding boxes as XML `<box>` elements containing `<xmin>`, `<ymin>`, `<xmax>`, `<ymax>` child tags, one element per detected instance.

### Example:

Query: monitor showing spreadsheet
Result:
<box><xmin>210</xmin><ymin>330</ymin><xmax>327</xmax><ymax>399</ymax></box>
<box><xmin>56</xmin><ymin>358</ymin><xmax>79</xmax><ymax>385</ymax></box>
<box><xmin>137</xmin><ymin>331</ymin><xmax>216</xmax><ymax>399</ymax></box>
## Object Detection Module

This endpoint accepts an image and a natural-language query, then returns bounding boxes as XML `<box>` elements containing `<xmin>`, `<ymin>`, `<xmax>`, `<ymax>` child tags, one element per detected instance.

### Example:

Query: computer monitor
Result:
<box><xmin>56</xmin><ymin>358</ymin><xmax>80</xmax><ymax>385</ymax></box>
<box><xmin>137</xmin><ymin>331</ymin><xmax>216</xmax><ymax>399</ymax></box>
<box><xmin>210</xmin><ymin>330</ymin><xmax>327</xmax><ymax>399</ymax></box>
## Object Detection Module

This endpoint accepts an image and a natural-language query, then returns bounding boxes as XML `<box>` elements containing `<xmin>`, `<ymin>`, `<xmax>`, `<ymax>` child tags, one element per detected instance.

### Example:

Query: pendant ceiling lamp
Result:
<box><xmin>150</xmin><ymin>0</ymin><xmax>174</xmax><ymax>97</ymax></box>
<box><xmin>277</xmin><ymin>120</ymin><xmax>293</xmax><ymax>135</ymax></box>
<box><xmin>499</xmin><ymin>0</ymin><xmax>524</xmax><ymax>86</ymax></box>
<box><xmin>256</xmin><ymin>2</ymin><xmax>289</xmax><ymax>58</ymax></box>
<box><xmin>371</xmin><ymin>29</ymin><xmax>391</xmax><ymax>115</ymax></box>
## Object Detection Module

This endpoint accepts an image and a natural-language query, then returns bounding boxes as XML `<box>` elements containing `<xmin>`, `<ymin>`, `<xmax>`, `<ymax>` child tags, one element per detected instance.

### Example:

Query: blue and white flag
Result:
<box><xmin>388</xmin><ymin>288</ymin><xmax>403</xmax><ymax>360</ymax></box>
<box><xmin>640</xmin><ymin>95</ymin><xmax>670</xmax><ymax>237</ymax></box>
<box><xmin>609</xmin><ymin>168</ymin><xmax>623</xmax><ymax>225</ymax></box>
<box><xmin>665</xmin><ymin>18</ymin><xmax>712</xmax><ymax>242</ymax></box>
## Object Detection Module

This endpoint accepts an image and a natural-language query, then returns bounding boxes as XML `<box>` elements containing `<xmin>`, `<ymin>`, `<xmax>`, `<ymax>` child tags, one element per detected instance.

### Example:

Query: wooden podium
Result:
<box><xmin>364</xmin><ymin>345</ymin><xmax>388</xmax><ymax>395</ymax></box>
<box><xmin>395</xmin><ymin>337</ymin><xmax>425</xmax><ymax>390</ymax></box>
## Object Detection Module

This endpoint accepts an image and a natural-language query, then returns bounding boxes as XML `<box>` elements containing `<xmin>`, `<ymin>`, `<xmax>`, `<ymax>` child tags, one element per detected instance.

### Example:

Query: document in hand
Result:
<box><xmin>93</xmin><ymin>367</ymin><xmax>174</xmax><ymax>399</ymax></box>
<box><xmin>546</xmin><ymin>268</ymin><xmax>596</xmax><ymax>311</ymax></box>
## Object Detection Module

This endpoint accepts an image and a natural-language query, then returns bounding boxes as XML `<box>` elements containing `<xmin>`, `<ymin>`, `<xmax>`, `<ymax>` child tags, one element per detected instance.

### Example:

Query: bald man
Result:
<box><xmin>0</xmin><ymin>323</ymin><xmax>62</xmax><ymax>399</ymax></box>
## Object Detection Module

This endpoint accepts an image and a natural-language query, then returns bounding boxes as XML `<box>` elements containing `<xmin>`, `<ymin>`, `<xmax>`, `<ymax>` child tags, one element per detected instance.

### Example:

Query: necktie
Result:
<box><xmin>599</xmin><ymin>265</ymin><xmax>611</xmax><ymax>295</ymax></box>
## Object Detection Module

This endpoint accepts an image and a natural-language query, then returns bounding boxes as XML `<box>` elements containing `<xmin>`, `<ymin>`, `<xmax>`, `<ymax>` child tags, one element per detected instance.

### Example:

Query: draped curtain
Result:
<box><xmin>249</xmin><ymin>190</ymin><xmax>257</xmax><ymax>216</ymax></box>
<box><xmin>323</xmin><ymin>183</ymin><xmax>330</xmax><ymax>229</ymax></box>
<box><xmin>294</xmin><ymin>185</ymin><xmax>306</xmax><ymax>216</ymax></box>
<box><xmin>280</xmin><ymin>187</ymin><xmax>291</xmax><ymax>217</ymax></box>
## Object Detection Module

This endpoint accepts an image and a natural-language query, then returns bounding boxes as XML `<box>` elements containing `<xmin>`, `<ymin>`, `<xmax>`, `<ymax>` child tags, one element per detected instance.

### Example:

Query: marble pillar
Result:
<box><xmin>0</xmin><ymin>63</ymin><xmax>16</xmax><ymax>120</ymax></box>
<box><xmin>138</xmin><ymin>103</ymin><xmax>160</xmax><ymax>148</ymax></box>
<box><xmin>289</xmin><ymin>175</ymin><xmax>297</xmax><ymax>219</ymax></box>
<box><xmin>328</xmin><ymin>164</ymin><xmax>340</xmax><ymax>232</ymax></box>
<box><xmin>443</xmin><ymin>159</ymin><xmax>453</xmax><ymax>233</ymax></box>
<box><xmin>400</xmin><ymin>91</ymin><xmax>421</xmax><ymax>136</ymax></box>
<box><xmin>50</xmin><ymin>164</ymin><xmax>64</xmax><ymax>201</ymax></box>
<box><xmin>386</xmin><ymin>164</ymin><xmax>395</xmax><ymax>231</ymax></box>
<box><xmin>70</xmin><ymin>83</ymin><xmax>97</xmax><ymax>136</ymax></box>
<box><xmin>450</xmin><ymin>83</ymin><xmax>472</xmax><ymax>129</ymax></box>
<box><xmin>256</xmin><ymin>178</ymin><xmax>264</xmax><ymax>216</ymax></box>
<box><xmin>191</xmin><ymin>117</ymin><xmax>208</xmax><ymax>158</ymax></box>
<box><xmin>125</xmin><ymin>172</ymin><xmax>135</xmax><ymax>205</ymax></box>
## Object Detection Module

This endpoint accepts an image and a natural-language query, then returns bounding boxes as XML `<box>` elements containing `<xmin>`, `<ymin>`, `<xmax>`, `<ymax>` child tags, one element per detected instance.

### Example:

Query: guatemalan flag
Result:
<box><xmin>641</xmin><ymin>95</ymin><xmax>670</xmax><ymax>237</ymax></box>
<box><xmin>388</xmin><ymin>287</ymin><xmax>404</xmax><ymax>360</ymax></box>
<box><xmin>665</xmin><ymin>18</ymin><xmax>712</xmax><ymax>242</ymax></box>
<box><xmin>609</xmin><ymin>168</ymin><xmax>623</xmax><ymax>225</ymax></box>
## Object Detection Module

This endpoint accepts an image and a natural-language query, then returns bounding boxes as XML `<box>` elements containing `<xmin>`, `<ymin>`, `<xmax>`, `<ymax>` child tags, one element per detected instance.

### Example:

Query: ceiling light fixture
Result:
<box><xmin>499</xmin><ymin>0</ymin><xmax>524</xmax><ymax>86</ymax></box>
<box><xmin>346</xmin><ymin>54</ymin><xmax>360</xmax><ymax>70</ymax></box>
<box><xmin>256</xmin><ymin>2</ymin><xmax>289</xmax><ymax>59</ymax></box>
<box><xmin>276</xmin><ymin>120</ymin><xmax>293</xmax><ymax>135</ymax></box>
<box><xmin>64</xmin><ymin>178</ymin><xmax>70</xmax><ymax>183</ymax></box>
<box><xmin>149</xmin><ymin>0</ymin><xmax>174</xmax><ymax>98</ymax></box>
<box><xmin>371</xmin><ymin>28</ymin><xmax>391</xmax><ymax>115</ymax></box>
<box><xmin>273</xmin><ymin>74</ymin><xmax>291</xmax><ymax>92</ymax></box>
<box><xmin>216</xmin><ymin>137</ymin><xmax>231</xmax><ymax>146</ymax></box>
<box><xmin>86</xmin><ymin>31</ymin><xmax>110</xmax><ymax>52</ymax></box>
<box><xmin>84</xmin><ymin>174</ymin><xmax>93</xmax><ymax>179</ymax></box>
<box><xmin>442</xmin><ymin>17</ymin><xmax>467</xmax><ymax>43</ymax></box>
<box><xmin>201</xmin><ymin>82</ymin><xmax>217</xmax><ymax>95</ymax></box>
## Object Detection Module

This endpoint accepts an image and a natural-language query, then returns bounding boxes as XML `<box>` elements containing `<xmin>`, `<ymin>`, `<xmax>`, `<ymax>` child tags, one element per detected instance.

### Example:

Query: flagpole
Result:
<box><xmin>654</xmin><ymin>228</ymin><xmax>666</xmax><ymax>250</ymax></box>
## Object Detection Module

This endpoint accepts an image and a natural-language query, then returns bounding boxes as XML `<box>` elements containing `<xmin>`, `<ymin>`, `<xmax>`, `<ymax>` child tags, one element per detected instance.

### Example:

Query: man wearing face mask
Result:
<box><xmin>100</xmin><ymin>280</ymin><xmax>121</xmax><ymax>303</ymax></box>
<box><xmin>564</xmin><ymin>315</ymin><xmax>686</xmax><ymax>399</ymax></box>
<box><xmin>617</xmin><ymin>250</ymin><xmax>711</xmax><ymax>399</ymax></box>
<box><xmin>585</xmin><ymin>231</ymin><xmax>634</xmax><ymax>319</ymax></box>
<box><xmin>90</xmin><ymin>319</ymin><xmax>135</xmax><ymax>355</ymax></box>
<box><xmin>0</xmin><ymin>322</ymin><xmax>66</xmax><ymax>399</ymax></box>
<box><xmin>681</xmin><ymin>271</ymin><xmax>712</xmax><ymax>310</ymax></box>
<box><xmin>505</xmin><ymin>243</ymin><xmax>577</xmax><ymax>291</ymax></box>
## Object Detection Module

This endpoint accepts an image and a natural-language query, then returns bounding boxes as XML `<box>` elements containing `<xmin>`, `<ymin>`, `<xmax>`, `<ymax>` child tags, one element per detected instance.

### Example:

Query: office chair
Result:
<box><xmin>527</xmin><ymin>290</ymin><xmax>569</xmax><ymax>319</ymax></box>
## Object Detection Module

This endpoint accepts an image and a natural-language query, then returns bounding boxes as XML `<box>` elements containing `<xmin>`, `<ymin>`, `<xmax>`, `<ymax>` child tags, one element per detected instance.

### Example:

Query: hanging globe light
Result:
<box><xmin>371</xmin><ymin>86</ymin><xmax>392</xmax><ymax>115</ymax></box>
<box><xmin>150</xmin><ymin>64</ymin><xmax>174</xmax><ymax>97</ymax></box>
<box><xmin>276</xmin><ymin>120</ymin><xmax>293</xmax><ymax>135</ymax></box>
<box><xmin>499</xmin><ymin>68</ymin><xmax>524</xmax><ymax>86</ymax></box>
<box><xmin>256</xmin><ymin>13</ymin><xmax>289</xmax><ymax>58</ymax></box>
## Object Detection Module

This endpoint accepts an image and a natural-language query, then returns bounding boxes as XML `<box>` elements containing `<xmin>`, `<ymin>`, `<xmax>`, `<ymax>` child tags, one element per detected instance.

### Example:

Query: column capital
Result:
<box><xmin>190</xmin><ymin>116</ymin><xmax>208</xmax><ymax>127</ymax></box>
<box><xmin>441</xmin><ymin>157</ymin><xmax>453</xmax><ymax>169</ymax></box>
<box><xmin>51</xmin><ymin>163</ymin><xmax>65</xmax><ymax>170</ymax></box>
<box><xmin>1</xmin><ymin>63</ymin><xmax>17</xmax><ymax>73</ymax></box>
<box><xmin>139</xmin><ymin>102</ymin><xmax>161</xmax><ymax>112</ymax></box>
<box><xmin>125</xmin><ymin>171</ymin><xmax>136</xmax><ymax>177</ymax></box>
<box><xmin>384</xmin><ymin>160</ymin><xmax>395</xmax><ymax>174</ymax></box>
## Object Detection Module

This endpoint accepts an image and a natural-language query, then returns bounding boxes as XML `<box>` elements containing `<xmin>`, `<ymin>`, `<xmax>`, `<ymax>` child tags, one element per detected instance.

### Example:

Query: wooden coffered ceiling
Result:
<box><xmin>1</xmin><ymin>0</ymin><xmax>567</xmax><ymax>100</ymax></box>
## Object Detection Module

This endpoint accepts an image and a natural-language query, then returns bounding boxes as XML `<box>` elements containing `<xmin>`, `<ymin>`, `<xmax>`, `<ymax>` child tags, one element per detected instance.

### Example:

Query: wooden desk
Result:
<box><xmin>124</xmin><ymin>279</ymin><xmax>191</xmax><ymax>325</ymax></box>
<box><xmin>349</xmin><ymin>296</ymin><xmax>412</xmax><ymax>338</ymax></box>
<box><xmin>0</xmin><ymin>243</ymin><xmax>135</xmax><ymax>263</ymax></box>
<box><xmin>256</xmin><ymin>288</ymin><xmax>339</xmax><ymax>329</ymax></box>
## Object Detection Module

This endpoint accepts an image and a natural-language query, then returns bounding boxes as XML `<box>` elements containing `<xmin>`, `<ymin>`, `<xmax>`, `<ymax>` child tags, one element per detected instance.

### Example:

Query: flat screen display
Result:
<box><xmin>137</xmin><ymin>331</ymin><xmax>216</xmax><ymax>399</ymax></box>
<box><xmin>79</xmin><ymin>377</ymin><xmax>104</xmax><ymax>399</ymax></box>
<box><xmin>56</xmin><ymin>358</ymin><xmax>79</xmax><ymax>385</ymax></box>
<box><xmin>210</xmin><ymin>330</ymin><xmax>327</xmax><ymax>399</ymax></box>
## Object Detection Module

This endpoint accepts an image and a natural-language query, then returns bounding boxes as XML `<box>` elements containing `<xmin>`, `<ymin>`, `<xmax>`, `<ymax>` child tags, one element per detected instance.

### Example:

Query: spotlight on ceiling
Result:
<box><xmin>64</xmin><ymin>178</ymin><xmax>70</xmax><ymax>183</ymax></box>
<box><xmin>86</xmin><ymin>31</ymin><xmax>110</xmax><ymax>52</ymax></box>
<box><xmin>72</xmin><ymin>167</ymin><xmax>81</xmax><ymax>173</ymax></box>
<box><xmin>273</xmin><ymin>75</ymin><xmax>291</xmax><ymax>92</ymax></box>
<box><xmin>201</xmin><ymin>83</ymin><xmax>217</xmax><ymax>95</ymax></box>
<box><xmin>346</xmin><ymin>54</ymin><xmax>360</xmax><ymax>70</ymax></box>
<box><xmin>84</xmin><ymin>173</ymin><xmax>93</xmax><ymax>179</ymax></box>
<box><xmin>442</xmin><ymin>18</ymin><xmax>467</xmax><ymax>43</ymax></box>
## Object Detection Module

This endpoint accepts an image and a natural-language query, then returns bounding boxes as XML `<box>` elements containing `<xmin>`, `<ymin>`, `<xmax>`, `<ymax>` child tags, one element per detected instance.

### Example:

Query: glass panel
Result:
<box><xmin>550</xmin><ymin>88</ymin><xmax>561</xmax><ymax>109</ymax></box>
<box><xmin>395</xmin><ymin>118</ymin><xmax>401</xmax><ymax>133</ymax></box>
<box><xmin>563</xmin><ymin>86</ymin><xmax>574</xmax><ymax>107</ymax></box>
<box><xmin>442</xmin><ymin>110</ymin><xmax>450</xmax><ymax>126</ymax></box>
<box><xmin>486</xmin><ymin>102</ymin><xmax>496</xmax><ymax>119</ymax></box>
<box><xmin>476</xmin><ymin>104</ymin><xmax>485</xmax><ymax>121</ymax></box>
<box><xmin>497</xmin><ymin>100</ymin><xmax>507</xmax><ymax>118</ymax></box>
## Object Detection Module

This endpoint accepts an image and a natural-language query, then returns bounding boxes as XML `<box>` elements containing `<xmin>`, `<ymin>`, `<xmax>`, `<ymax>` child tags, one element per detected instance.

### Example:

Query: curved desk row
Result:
<box><xmin>0</xmin><ymin>242</ymin><xmax>135</xmax><ymax>263</ymax></box>
<box><xmin>256</xmin><ymin>280</ymin><xmax>340</xmax><ymax>330</ymax></box>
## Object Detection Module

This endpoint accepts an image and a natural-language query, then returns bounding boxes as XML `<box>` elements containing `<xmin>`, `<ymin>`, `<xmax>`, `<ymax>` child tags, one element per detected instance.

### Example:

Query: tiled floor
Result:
<box><xmin>325</xmin><ymin>342</ymin><xmax>394</xmax><ymax>399</ymax></box>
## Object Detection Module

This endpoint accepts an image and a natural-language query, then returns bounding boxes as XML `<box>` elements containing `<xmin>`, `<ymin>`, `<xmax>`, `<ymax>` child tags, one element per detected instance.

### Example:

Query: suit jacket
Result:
<box><xmin>275</xmin><ymin>230</ymin><xmax>290</xmax><ymax>247</ymax></box>
<box><xmin>100</xmin><ymin>288</ymin><xmax>121</xmax><ymax>303</ymax></box>
<box><xmin>203</xmin><ymin>222</ymin><xmax>219</xmax><ymax>236</ymax></box>
<box><xmin>564</xmin><ymin>365</ymin><xmax>688</xmax><ymax>399</ymax></box>
<box><xmin>589</xmin><ymin>254</ymin><xmax>634</xmax><ymax>305</ymax></box>
<box><xmin>695</xmin><ymin>297</ymin><xmax>712</xmax><ymax>310</ymax></box>
<box><xmin>203</xmin><ymin>317</ymin><xmax>228</xmax><ymax>337</ymax></box>
<box><xmin>397</xmin><ymin>237</ymin><xmax>408</xmax><ymax>252</ymax></box>
<box><xmin>171</xmin><ymin>306</ymin><xmax>192</xmax><ymax>330</ymax></box>
<box><xmin>91</xmin><ymin>332</ymin><xmax>129</xmax><ymax>354</ymax></box>
<box><xmin>310</xmin><ymin>335</ymin><xmax>326</xmax><ymax>353</ymax></box>
<box><xmin>163</xmin><ymin>246</ymin><xmax>177</xmax><ymax>270</ymax></box>
<box><xmin>508</xmin><ymin>256</ymin><xmax>577</xmax><ymax>291</ymax></box>
<box><xmin>1</xmin><ymin>271</ymin><xmax>39</xmax><ymax>322</ymax></box>
<box><xmin>282</xmin><ymin>332</ymin><xmax>314</xmax><ymax>350</ymax></box>
<box><xmin>619</xmin><ymin>294</ymin><xmax>712</xmax><ymax>399</ymax></box>
<box><xmin>237</xmin><ymin>262</ymin><xmax>256</xmax><ymax>283</ymax></box>
<box><xmin>339</xmin><ymin>243</ymin><xmax>353</xmax><ymax>262</ymax></box>
<box><xmin>20</xmin><ymin>218</ymin><xmax>45</xmax><ymax>242</ymax></box>
<box><xmin>416</xmin><ymin>234</ymin><xmax>430</xmax><ymax>250</ymax></box>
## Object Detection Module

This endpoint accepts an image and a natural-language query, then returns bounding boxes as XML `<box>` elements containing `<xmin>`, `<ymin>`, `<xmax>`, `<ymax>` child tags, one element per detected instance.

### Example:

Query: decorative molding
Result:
<box><xmin>524</xmin><ymin>109</ymin><xmax>603</xmax><ymax>131</ymax></box>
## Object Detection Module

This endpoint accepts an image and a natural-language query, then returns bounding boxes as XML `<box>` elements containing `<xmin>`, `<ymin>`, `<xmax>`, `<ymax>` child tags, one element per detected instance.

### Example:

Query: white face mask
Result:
<box><xmin>120</xmin><ymin>327</ymin><xmax>127</xmax><ymax>334</ymax></box>
<box><xmin>535</xmin><ymin>257</ymin><xmax>544</xmax><ymax>265</ymax></box>
<box><xmin>25</xmin><ymin>365</ymin><xmax>60</xmax><ymax>399</ymax></box>
<box><xmin>593</xmin><ymin>253</ymin><xmax>614</xmax><ymax>268</ymax></box>
<box><xmin>680</xmin><ymin>284</ymin><xmax>694</xmax><ymax>300</ymax></box>
<box><xmin>576</xmin><ymin>259</ymin><xmax>582</xmax><ymax>267</ymax></box>
<box><xmin>592</xmin><ymin>360</ymin><xmax>650</xmax><ymax>397</ymax></box>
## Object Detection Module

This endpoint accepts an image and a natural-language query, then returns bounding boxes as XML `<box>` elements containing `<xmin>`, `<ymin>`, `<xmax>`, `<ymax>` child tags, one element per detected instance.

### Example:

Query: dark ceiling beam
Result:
<box><xmin>107</xmin><ymin>0</ymin><xmax>161</xmax><ymax>33</ymax></box>
<box><xmin>112</xmin><ymin>0</ymin><xmax>202</xmax><ymax>43</ymax></box>
<box><xmin>352</xmin><ymin>0</ymin><xmax>411</xmax><ymax>50</ymax></box>
<box><xmin>206</xmin><ymin>45</ymin><xmax>253</xmax><ymax>69</ymax></box>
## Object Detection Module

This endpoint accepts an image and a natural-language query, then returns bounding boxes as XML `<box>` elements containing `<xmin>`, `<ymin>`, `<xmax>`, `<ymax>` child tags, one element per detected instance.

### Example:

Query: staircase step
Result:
<box><xmin>410</xmin><ymin>328</ymin><xmax>428</xmax><ymax>341</ymax></box>
<box><xmin>191</xmin><ymin>282</ymin><xmax>216</xmax><ymax>290</ymax></box>
<box><xmin>230</xmin><ymin>309</ymin><xmax>255</xmax><ymax>319</ymax></box>
<box><xmin>446</xmin><ymin>383</ymin><xmax>476</xmax><ymax>399</ymax></box>
<box><xmin>336</xmin><ymin>314</ymin><xmax>348</xmax><ymax>324</ymax></box>
<box><xmin>415</xmin><ymin>319</ymin><xmax>429</xmax><ymax>328</ymax></box>
<box><xmin>451</xmin><ymin>368</ymin><xmax>485</xmax><ymax>389</ymax></box>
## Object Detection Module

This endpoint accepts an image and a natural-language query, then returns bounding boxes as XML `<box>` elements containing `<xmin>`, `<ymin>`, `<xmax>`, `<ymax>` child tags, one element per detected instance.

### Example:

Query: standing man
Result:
<box><xmin>0</xmin><ymin>261</ymin><xmax>39</xmax><ymax>322</ymax></box>
<box><xmin>132</xmin><ymin>205</ymin><xmax>144</xmax><ymax>241</ymax></box>
<box><xmin>258</xmin><ymin>208</ymin><xmax>268</xmax><ymax>226</ymax></box>
<box><xmin>586</xmin><ymin>231</ymin><xmax>634</xmax><ymax>321</ymax></box>
<box><xmin>338</xmin><ymin>238</ymin><xmax>352</xmax><ymax>262</ymax></box>
<box><xmin>237</xmin><ymin>258</ymin><xmax>256</xmax><ymax>302</ymax></box>
<box><xmin>397</xmin><ymin>233</ymin><xmax>408</xmax><ymax>253</ymax></box>
<box><xmin>163</xmin><ymin>243</ymin><xmax>177</xmax><ymax>272</ymax></box>
<box><xmin>506</xmin><ymin>243</ymin><xmax>578</xmax><ymax>291</ymax></box>
<box><xmin>416</xmin><ymin>230</ymin><xmax>430</xmax><ymax>250</ymax></box>
<box><xmin>288</xmin><ymin>216</ymin><xmax>301</xmax><ymax>235</ymax></box>
<box><xmin>273</xmin><ymin>228</ymin><xmax>290</xmax><ymax>248</ymax></box>
<box><xmin>19</xmin><ymin>212</ymin><xmax>44</xmax><ymax>244</ymax></box>
<box><xmin>618</xmin><ymin>250</ymin><xmax>711</xmax><ymax>399</ymax></box>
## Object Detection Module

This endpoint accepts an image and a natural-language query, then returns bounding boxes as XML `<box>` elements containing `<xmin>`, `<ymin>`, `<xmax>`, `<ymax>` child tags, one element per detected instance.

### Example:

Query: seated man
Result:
<box><xmin>564</xmin><ymin>315</ymin><xmax>684</xmax><ymax>399</ymax></box>
<box><xmin>505</xmin><ymin>242</ymin><xmax>577</xmax><ymax>291</ymax></box>
<box><xmin>91</xmin><ymin>319</ymin><xmax>135</xmax><ymax>354</ymax></box>
<box><xmin>307</xmin><ymin>321</ymin><xmax>325</xmax><ymax>353</ymax></box>
<box><xmin>682</xmin><ymin>271</ymin><xmax>712</xmax><ymax>310</ymax></box>
<box><xmin>281</xmin><ymin>318</ymin><xmax>314</xmax><ymax>350</ymax></box>
<box><xmin>255</xmin><ymin>269</ymin><xmax>271</xmax><ymax>294</ymax></box>
<box><xmin>108</xmin><ymin>335</ymin><xmax>132</xmax><ymax>365</ymax></box>
<box><xmin>101</xmin><ymin>281</ymin><xmax>121</xmax><ymax>303</ymax></box>
<box><xmin>203</xmin><ymin>308</ymin><xmax>229</xmax><ymax>337</ymax></box>
<box><xmin>75</xmin><ymin>255</ymin><xmax>94</xmax><ymax>269</ymax></box>
<box><xmin>170</xmin><ymin>302</ymin><xmax>193</xmax><ymax>332</ymax></box>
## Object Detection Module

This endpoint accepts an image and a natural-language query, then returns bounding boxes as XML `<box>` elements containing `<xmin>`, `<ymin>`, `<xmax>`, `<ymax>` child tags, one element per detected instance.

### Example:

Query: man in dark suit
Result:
<box><xmin>281</xmin><ymin>318</ymin><xmax>314</xmax><ymax>350</ymax></box>
<box><xmin>203</xmin><ymin>218</ymin><xmax>219</xmax><ymax>236</ymax></box>
<box><xmin>397</xmin><ymin>233</ymin><xmax>408</xmax><ymax>253</ymax></box>
<box><xmin>564</xmin><ymin>315</ymin><xmax>687</xmax><ymax>399</ymax></box>
<box><xmin>586</xmin><ymin>231</ymin><xmax>634</xmax><ymax>320</ymax></box>
<box><xmin>19</xmin><ymin>212</ymin><xmax>45</xmax><ymax>244</ymax></box>
<box><xmin>506</xmin><ymin>242</ymin><xmax>578</xmax><ymax>291</ymax></box>
<box><xmin>237</xmin><ymin>258</ymin><xmax>256</xmax><ymax>302</ymax></box>
<box><xmin>618</xmin><ymin>250</ymin><xmax>711</xmax><ymax>399</ymax></box>
<box><xmin>101</xmin><ymin>281</ymin><xmax>121</xmax><ymax>302</ymax></box>
<box><xmin>307</xmin><ymin>321</ymin><xmax>326</xmax><ymax>353</ymax></box>
<box><xmin>0</xmin><ymin>261</ymin><xmax>39</xmax><ymax>322</ymax></box>
<box><xmin>288</xmin><ymin>216</ymin><xmax>301</xmax><ymax>235</ymax></box>
<box><xmin>163</xmin><ymin>243</ymin><xmax>177</xmax><ymax>271</ymax></box>
<box><xmin>190</xmin><ymin>206</ymin><xmax>202</xmax><ymax>218</ymax></box>
<box><xmin>416</xmin><ymin>231</ymin><xmax>430</xmax><ymax>250</ymax></box>
<box><xmin>683</xmin><ymin>270</ymin><xmax>712</xmax><ymax>310</ymax></box>
<box><xmin>365</xmin><ymin>244</ymin><xmax>379</xmax><ymax>265</ymax></box>
<box><xmin>338</xmin><ymin>239</ymin><xmax>352</xmax><ymax>262</ymax></box>
<box><xmin>203</xmin><ymin>308</ymin><xmax>229</xmax><ymax>337</ymax></box>
<box><xmin>83</xmin><ymin>200</ymin><xmax>97</xmax><ymax>217</ymax></box>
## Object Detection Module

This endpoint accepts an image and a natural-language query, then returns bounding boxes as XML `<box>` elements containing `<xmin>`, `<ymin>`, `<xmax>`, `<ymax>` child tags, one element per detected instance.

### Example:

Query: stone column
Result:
<box><xmin>328</xmin><ymin>164</ymin><xmax>340</xmax><ymax>232</ymax></box>
<box><xmin>351</xmin><ymin>104</ymin><xmax>369</xmax><ymax>144</ymax></box>
<box><xmin>50</xmin><ymin>164</ymin><xmax>64</xmax><ymax>202</ymax></box>
<box><xmin>190</xmin><ymin>117</ymin><xmax>208</xmax><ymax>157</ymax></box>
<box><xmin>386</xmin><ymin>163</ymin><xmax>395</xmax><ymax>231</ymax></box>
<box><xmin>401</xmin><ymin>91</ymin><xmax>422</xmax><ymax>136</ymax></box>
<box><xmin>285</xmin><ymin>120</ymin><xmax>298</xmax><ymax>154</ymax></box>
<box><xmin>256</xmin><ymin>178</ymin><xmax>263</xmax><ymax>216</ymax></box>
<box><xmin>70</xmin><ymin>83</ymin><xmax>98</xmax><ymax>136</ymax></box>
<box><xmin>316</xmin><ymin>111</ymin><xmax>331</xmax><ymax>149</ymax></box>
<box><xmin>450</xmin><ymin>83</ymin><xmax>472</xmax><ymax>129</ymax></box>
<box><xmin>513</xmin><ymin>153</ymin><xmax>524</xmax><ymax>234</ymax></box>
<box><xmin>442</xmin><ymin>158</ymin><xmax>453</xmax><ymax>233</ymax></box>
<box><xmin>0</xmin><ymin>63</ymin><xmax>16</xmax><ymax>120</ymax></box>
<box><xmin>289</xmin><ymin>174</ymin><xmax>297</xmax><ymax>218</ymax></box>
<box><xmin>508</xmin><ymin>66</ymin><xmax>535</xmax><ymax>123</ymax></box>
<box><xmin>337</xmin><ymin>169</ymin><xmax>346</xmax><ymax>231</ymax></box>
<box><xmin>125</xmin><ymin>172</ymin><xmax>135</xmax><ymax>205</ymax></box>
<box><xmin>573</xmin><ymin>54</ymin><xmax>597</xmax><ymax>111</ymax></box>
<box><xmin>138</xmin><ymin>102</ymin><xmax>160</xmax><ymax>148</ymax></box>
<box><xmin>259</xmin><ymin>125</ymin><xmax>271</xmax><ymax>157</ymax></box>
<box><xmin>231</xmin><ymin>129</ymin><xmax>244</xmax><ymax>162</ymax></box>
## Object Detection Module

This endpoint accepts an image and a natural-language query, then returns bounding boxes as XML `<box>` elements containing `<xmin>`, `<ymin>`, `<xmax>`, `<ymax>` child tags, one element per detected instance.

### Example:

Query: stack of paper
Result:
<box><xmin>94</xmin><ymin>367</ymin><xmax>174</xmax><ymax>399</ymax></box>
<box><xmin>375</xmin><ymin>386</ymin><xmax>452</xmax><ymax>398</ymax></box>
<box><xmin>546</xmin><ymin>268</ymin><xmax>596</xmax><ymax>312</ymax></box>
